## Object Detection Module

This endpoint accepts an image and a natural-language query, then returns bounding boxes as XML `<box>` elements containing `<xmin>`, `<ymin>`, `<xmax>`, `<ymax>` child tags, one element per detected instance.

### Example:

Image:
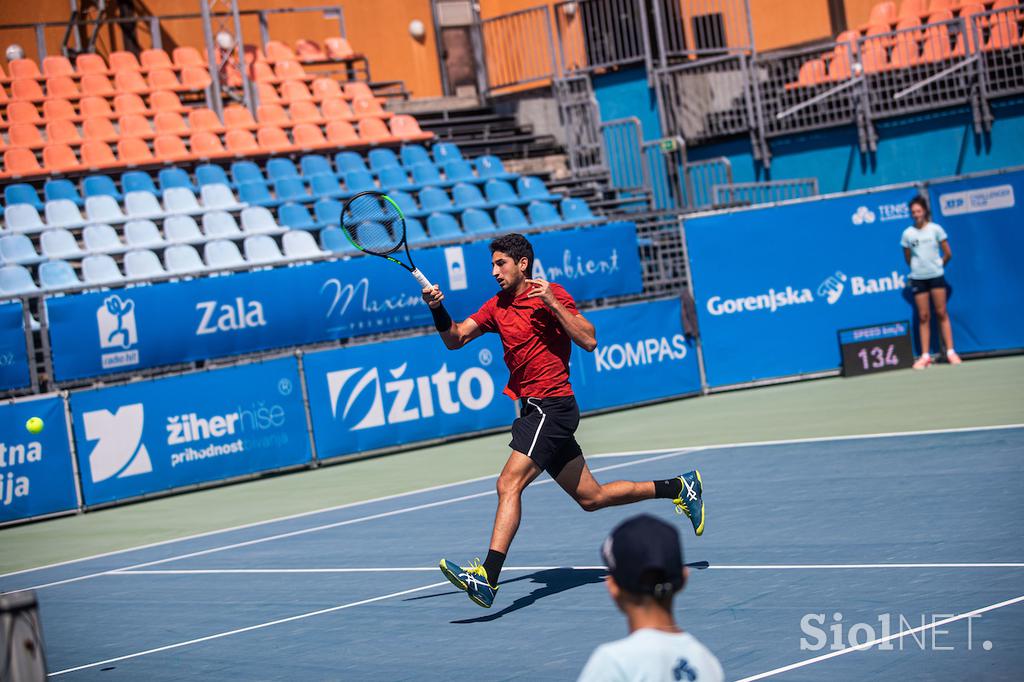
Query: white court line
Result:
<box><xmin>6</xmin><ymin>422</ymin><xmax>1021</xmax><ymax>582</ymax></box>
<box><xmin>108</xmin><ymin>562</ymin><xmax>1024</xmax><ymax>576</ymax></box>
<box><xmin>15</xmin><ymin>450</ymin><xmax>691</xmax><ymax>593</ymax></box>
<box><xmin>46</xmin><ymin>580</ymin><xmax>450</xmax><ymax>677</ymax></box>
<box><xmin>734</xmin><ymin>594</ymin><xmax>1024</xmax><ymax>682</ymax></box>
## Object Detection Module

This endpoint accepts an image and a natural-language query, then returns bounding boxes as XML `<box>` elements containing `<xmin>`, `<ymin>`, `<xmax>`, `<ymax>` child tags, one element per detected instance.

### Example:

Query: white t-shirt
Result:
<box><xmin>900</xmin><ymin>222</ymin><xmax>948</xmax><ymax>280</ymax></box>
<box><xmin>578</xmin><ymin>629</ymin><xmax>724</xmax><ymax>682</ymax></box>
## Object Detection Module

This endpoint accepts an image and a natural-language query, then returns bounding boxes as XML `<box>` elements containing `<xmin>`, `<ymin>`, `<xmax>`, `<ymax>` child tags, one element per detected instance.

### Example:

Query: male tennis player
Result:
<box><xmin>422</xmin><ymin>233</ymin><xmax>705</xmax><ymax>608</ymax></box>
<box><xmin>578</xmin><ymin>514</ymin><xmax>723</xmax><ymax>682</ymax></box>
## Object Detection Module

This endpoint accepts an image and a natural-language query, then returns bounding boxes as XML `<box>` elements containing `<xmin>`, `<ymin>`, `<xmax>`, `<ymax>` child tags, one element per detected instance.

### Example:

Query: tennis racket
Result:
<box><xmin>340</xmin><ymin>190</ymin><xmax>433</xmax><ymax>289</ymax></box>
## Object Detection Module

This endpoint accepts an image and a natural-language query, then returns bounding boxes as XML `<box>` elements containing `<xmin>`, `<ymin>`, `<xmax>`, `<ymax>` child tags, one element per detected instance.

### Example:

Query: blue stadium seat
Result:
<box><xmin>0</xmin><ymin>265</ymin><xmax>40</xmax><ymax>295</ymax></box>
<box><xmin>163</xmin><ymin>215</ymin><xmax>204</xmax><ymax>243</ymax></box>
<box><xmin>42</xmin><ymin>180</ymin><xmax>81</xmax><ymax>207</ymax></box>
<box><xmin>204</xmin><ymin>239</ymin><xmax>245</xmax><ymax>269</ymax></box>
<box><xmin>301</xmin><ymin>154</ymin><xmax>336</xmax><ymax>179</ymax></box>
<box><xmin>368</xmin><ymin>148</ymin><xmax>400</xmax><ymax>172</ymax></box>
<box><xmin>405</xmin><ymin>217</ymin><xmax>429</xmax><ymax>245</ymax></box>
<box><xmin>83</xmin><ymin>175</ymin><xmax>123</xmax><ymax>202</ymax></box>
<box><xmin>461</xmin><ymin>208</ymin><xmax>496</xmax><ymax>234</ymax></box>
<box><xmin>335</xmin><ymin>151</ymin><xmax>369</xmax><ymax>175</ymax></box>
<box><xmin>231</xmin><ymin>161</ymin><xmax>265</xmax><ymax>186</ymax></box>
<box><xmin>6</xmin><ymin>184</ymin><xmax>44</xmax><ymax>211</ymax></box>
<box><xmin>344</xmin><ymin>170</ymin><xmax>377</xmax><ymax>195</ymax></box>
<box><xmin>419</xmin><ymin>187</ymin><xmax>454</xmax><ymax>214</ymax></box>
<box><xmin>453</xmin><ymin>183</ymin><xmax>489</xmax><ymax>210</ymax></box>
<box><xmin>41</xmin><ymin>229</ymin><xmax>84</xmax><ymax>259</ymax></box>
<box><xmin>389</xmin><ymin>190</ymin><xmax>419</xmax><ymax>217</ymax></box>
<box><xmin>320</xmin><ymin>226</ymin><xmax>356</xmax><ymax>254</ymax></box>
<box><xmin>82</xmin><ymin>224</ymin><xmax>123</xmax><ymax>254</ymax></box>
<box><xmin>282</xmin><ymin>230</ymin><xmax>327</xmax><ymax>259</ymax></box>
<box><xmin>159</xmin><ymin>167</ymin><xmax>198</xmax><ymax>194</ymax></box>
<box><xmin>45</xmin><ymin>200</ymin><xmax>85</xmax><ymax>228</ymax></box>
<box><xmin>39</xmin><ymin>260</ymin><xmax>81</xmax><ymax>290</ymax></box>
<box><xmin>124</xmin><ymin>249</ymin><xmax>167</xmax><ymax>279</ymax></box>
<box><xmin>85</xmin><ymin>196</ymin><xmax>127</xmax><ymax>224</ymax></box>
<box><xmin>378</xmin><ymin>167</ymin><xmax>415</xmax><ymax>192</ymax></box>
<box><xmin>496</xmin><ymin>204</ymin><xmax>529</xmax><ymax>231</ymax></box>
<box><xmin>432</xmin><ymin>142</ymin><xmax>463</xmax><ymax>165</ymax></box>
<box><xmin>484</xmin><ymin>179</ymin><xmax>523</xmax><ymax>206</ymax></box>
<box><xmin>0</xmin><ymin>235</ymin><xmax>43</xmax><ymax>265</ymax></box>
<box><xmin>274</xmin><ymin>177</ymin><xmax>311</xmax><ymax>204</ymax></box>
<box><xmin>82</xmin><ymin>254</ymin><xmax>124</xmax><ymax>285</ymax></box>
<box><xmin>121</xmin><ymin>171</ymin><xmax>160</xmax><ymax>198</ymax></box>
<box><xmin>517</xmin><ymin>176</ymin><xmax>558</xmax><ymax>201</ymax></box>
<box><xmin>443</xmin><ymin>160</ymin><xmax>478</xmax><ymax>185</ymax></box>
<box><xmin>243</xmin><ymin>234</ymin><xmax>284</xmax><ymax>264</ymax></box>
<box><xmin>475</xmin><ymin>155</ymin><xmax>515</xmax><ymax>181</ymax></box>
<box><xmin>123</xmin><ymin>190</ymin><xmax>165</xmax><ymax>219</ymax></box>
<box><xmin>400</xmin><ymin>144</ymin><xmax>431</xmax><ymax>168</ymax></box>
<box><xmin>238</xmin><ymin>181</ymin><xmax>278</xmax><ymax>207</ymax></box>
<box><xmin>4</xmin><ymin>205</ymin><xmax>45</xmax><ymax>233</ymax></box>
<box><xmin>309</xmin><ymin>174</ymin><xmax>345</xmax><ymax>200</ymax></box>
<box><xmin>124</xmin><ymin>220</ymin><xmax>166</xmax><ymax>248</ymax></box>
<box><xmin>164</xmin><ymin>244</ymin><xmax>206</xmax><ymax>274</ymax></box>
<box><xmin>279</xmin><ymin>202</ymin><xmax>318</xmax><ymax>231</ymax></box>
<box><xmin>561</xmin><ymin>197</ymin><xmax>597</xmax><ymax>223</ymax></box>
<box><xmin>427</xmin><ymin>212</ymin><xmax>462</xmax><ymax>240</ymax></box>
<box><xmin>411</xmin><ymin>163</ymin><xmax>450</xmax><ymax>188</ymax></box>
<box><xmin>267</xmin><ymin>158</ymin><xmax>302</xmax><ymax>184</ymax></box>
<box><xmin>241</xmin><ymin>207</ymin><xmax>284</xmax><ymax>235</ymax></box>
<box><xmin>314</xmin><ymin>198</ymin><xmax>343</xmax><ymax>228</ymax></box>
<box><xmin>527</xmin><ymin>201</ymin><xmax>562</xmax><ymax>227</ymax></box>
<box><xmin>201</xmin><ymin>184</ymin><xmax>245</xmax><ymax>211</ymax></box>
<box><xmin>196</xmin><ymin>164</ymin><xmax>234</xmax><ymax>189</ymax></box>
<box><xmin>202</xmin><ymin>211</ymin><xmax>242</xmax><ymax>238</ymax></box>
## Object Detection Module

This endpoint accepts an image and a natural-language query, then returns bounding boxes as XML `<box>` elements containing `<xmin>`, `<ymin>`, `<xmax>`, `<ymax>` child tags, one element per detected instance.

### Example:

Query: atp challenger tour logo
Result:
<box><xmin>326</xmin><ymin>355</ymin><xmax>496</xmax><ymax>430</ymax></box>
<box><xmin>706</xmin><ymin>270</ymin><xmax>908</xmax><ymax>316</ymax></box>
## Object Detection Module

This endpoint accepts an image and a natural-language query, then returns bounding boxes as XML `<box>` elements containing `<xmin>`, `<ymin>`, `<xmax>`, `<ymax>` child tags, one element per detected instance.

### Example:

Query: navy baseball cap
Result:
<box><xmin>601</xmin><ymin>514</ymin><xmax>685</xmax><ymax>597</ymax></box>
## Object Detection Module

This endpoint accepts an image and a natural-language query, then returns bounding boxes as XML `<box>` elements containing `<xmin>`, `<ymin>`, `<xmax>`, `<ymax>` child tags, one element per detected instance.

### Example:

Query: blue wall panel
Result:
<box><xmin>592</xmin><ymin>67</ymin><xmax>662</xmax><ymax>141</ymax></box>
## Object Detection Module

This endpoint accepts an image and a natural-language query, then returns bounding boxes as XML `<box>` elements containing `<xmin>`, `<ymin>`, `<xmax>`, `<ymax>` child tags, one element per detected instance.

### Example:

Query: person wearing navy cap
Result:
<box><xmin>578</xmin><ymin>515</ymin><xmax>723</xmax><ymax>682</ymax></box>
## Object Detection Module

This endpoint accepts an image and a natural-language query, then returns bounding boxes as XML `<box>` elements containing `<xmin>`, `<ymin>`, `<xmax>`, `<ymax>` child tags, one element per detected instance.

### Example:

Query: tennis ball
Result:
<box><xmin>25</xmin><ymin>417</ymin><xmax>44</xmax><ymax>434</ymax></box>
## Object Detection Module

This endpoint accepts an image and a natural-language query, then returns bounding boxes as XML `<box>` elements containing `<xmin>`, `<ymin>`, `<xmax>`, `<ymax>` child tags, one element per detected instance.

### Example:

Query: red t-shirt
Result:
<box><xmin>469</xmin><ymin>282</ymin><xmax>579</xmax><ymax>400</ymax></box>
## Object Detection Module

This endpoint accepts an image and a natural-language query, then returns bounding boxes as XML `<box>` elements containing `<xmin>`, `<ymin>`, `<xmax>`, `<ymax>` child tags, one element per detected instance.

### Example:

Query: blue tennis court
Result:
<box><xmin>3</xmin><ymin>426</ymin><xmax>1023</xmax><ymax>681</ymax></box>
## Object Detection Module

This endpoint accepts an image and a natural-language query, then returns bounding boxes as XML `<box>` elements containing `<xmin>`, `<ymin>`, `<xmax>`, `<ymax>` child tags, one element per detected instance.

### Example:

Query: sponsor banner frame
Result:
<box><xmin>69</xmin><ymin>357</ymin><xmax>313</xmax><ymax>507</ymax></box>
<box><xmin>0</xmin><ymin>300</ymin><xmax>32</xmax><ymax>393</ymax></box>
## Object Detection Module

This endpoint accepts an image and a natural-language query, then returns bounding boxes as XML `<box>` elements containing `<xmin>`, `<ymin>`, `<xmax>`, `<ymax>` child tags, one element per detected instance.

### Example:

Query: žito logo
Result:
<box><xmin>82</xmin><ymin>403</ymin><xmax>152</xmax><ymax>483</ymax></box>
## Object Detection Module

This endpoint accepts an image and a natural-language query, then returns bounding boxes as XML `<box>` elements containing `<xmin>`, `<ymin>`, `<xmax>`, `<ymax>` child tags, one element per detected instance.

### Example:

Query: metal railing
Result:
<box><xmin>554</xmin><ymin>0</ymin><xmax>651</xmax><ymax>76</ymax></box>
<box><xmin>656</xmin><ymin>53</ymin><xmax>756</xmax><ymax>143</ymax></box>
<box><xmin>711</xmin><ymin>177</ymin><xmax>819</xmax><ymax>207</ymax></box>
<box><xmin>479</xmin><ymin>5</ymin><xmax>559</xmax><ymax>94</ymax></box>
<box><xmin>554</xmin><ymin>75</ymin><xmax>606</xmax><ymax>176</ymax></box>
<box><xmin>685</xmin><ymin>157</ymin><xmax>734</xmax><ymax>209</ymax></box>
<box><xmin>600</xmin><ymin>117</ymin><xmax>648</xmax><ymax>191</ymax></box>
<box><xmin>642</xmin><ymin>136</ymin><xmax>689</xmax><ymax>211</ymax></box>
<box><xmin>651</xmin><ymin>0</ymin><xmax>755</xmax><ymax>64</ymax></box>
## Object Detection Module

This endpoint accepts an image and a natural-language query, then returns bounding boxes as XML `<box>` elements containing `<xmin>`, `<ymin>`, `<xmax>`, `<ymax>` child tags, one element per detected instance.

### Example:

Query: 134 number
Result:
<box><xmin>857</xmin><ymin>344</ymin><xmax>899</xmax><ymax>370</ymax></box>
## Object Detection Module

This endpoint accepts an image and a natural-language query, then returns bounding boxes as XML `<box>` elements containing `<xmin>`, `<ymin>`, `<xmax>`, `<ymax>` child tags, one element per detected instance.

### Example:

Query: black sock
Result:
<box><xmin>653</xmin><ymin>478</ymin><xmax>682</xmax><ymax>499</ymax></box>
<box><xmin>482</xmin><ymin>549</ymin><xmax>506</xmax><ymax>587</ymax></box>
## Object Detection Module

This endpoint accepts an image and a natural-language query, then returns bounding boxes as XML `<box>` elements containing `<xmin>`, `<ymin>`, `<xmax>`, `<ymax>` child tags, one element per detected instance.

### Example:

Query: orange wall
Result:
<box><xmin>1</xmin><ymin>0</ymin><xmax>443</xmax><ymax>98</ymax></box>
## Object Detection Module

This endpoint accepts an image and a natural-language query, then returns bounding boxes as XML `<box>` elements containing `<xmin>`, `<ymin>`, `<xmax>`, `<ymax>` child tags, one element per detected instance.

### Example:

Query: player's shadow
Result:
<box><xmin>448</xmin><ymin>568</ymin><xmax>607</xmax><ymax>624</ymax></box>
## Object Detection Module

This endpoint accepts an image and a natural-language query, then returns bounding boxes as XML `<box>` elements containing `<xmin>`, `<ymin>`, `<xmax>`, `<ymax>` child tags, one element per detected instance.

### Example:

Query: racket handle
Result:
<box><xmin>411</xmin><ymin>268</ymin><xmax>433</xmax><ymax>290</ymax></box>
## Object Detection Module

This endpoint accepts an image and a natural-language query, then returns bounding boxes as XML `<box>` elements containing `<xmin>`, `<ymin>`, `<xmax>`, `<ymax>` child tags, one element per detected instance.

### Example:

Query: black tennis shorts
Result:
<box><xmin>909</xmin><ymin>275</ymin><xmax>948</xmax><ymax>295</ymax></box>
<box><xmin>510</xmin><ymin>395</ymin><xmax>583</xmax><ymax>478</ymax></box>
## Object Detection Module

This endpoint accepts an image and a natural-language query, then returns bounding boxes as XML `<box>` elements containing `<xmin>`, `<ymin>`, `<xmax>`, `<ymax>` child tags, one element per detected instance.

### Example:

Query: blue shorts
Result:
<box><xmin>909</xmin><ymin>275</ymin><xmax>947</xmax><ymax>295</ymax></box>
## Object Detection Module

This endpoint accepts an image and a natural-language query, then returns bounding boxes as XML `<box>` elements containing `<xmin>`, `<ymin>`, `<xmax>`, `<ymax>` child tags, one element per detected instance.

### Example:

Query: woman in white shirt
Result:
<box><xmin>900</xmin><ymin>196</ymin><xmax>961</xmax><ymax>369</ymax></box>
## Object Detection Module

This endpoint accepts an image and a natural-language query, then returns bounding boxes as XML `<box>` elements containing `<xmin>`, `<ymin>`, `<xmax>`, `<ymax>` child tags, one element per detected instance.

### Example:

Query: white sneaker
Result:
<box><xmin>946</xmin><ymin>350</ymin><xmax>962</xmax><ymax>365</ymax></box>
<box><xmin>912</xmin><ymin>355</ymin><xmax>932</xmax><ymax>370</ymax></box>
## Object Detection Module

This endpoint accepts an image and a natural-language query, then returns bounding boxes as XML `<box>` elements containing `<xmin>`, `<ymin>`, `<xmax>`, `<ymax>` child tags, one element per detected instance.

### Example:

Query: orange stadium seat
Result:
<box><xmin>118</xmin><ymin>137</ymin><xmax>154</xmax><ymax>165</ymax></box>
<box><xmin>861</xmin><ymin>38</ymin><xmax>890</xmax><ymax>72</ymax></box>
<box><xmin>115</xmin><ymin>70</ymin><xmax>150</xmax><ymax>94</ymax></box>
<box><xmin>141</xmin><ymin>49</ymin><xmax>175</xmax><ymax>72</ymax></box>
<box><xmin>827</xmin><ymin>48</ymin><xmax>853</xmax><ymax>80</ymax></box>
<box><xmin>798</xmin><ymin>59</ymin><xmax>828</xmax><ymax>86</ymax></box>
<box><xmin>358</xmin><ymin>117</ymin><xmax>397</xmax><ymax>144</ymax></box>
<box><xmin>46</xmin><ymin>76</ymin><xmax>81</xmax><ymax>100</ymax></box>
<box><xmin>4</xmin><ymin>147</ymin><xmax>44</xmax><ymax>176</ymax></box>
<box><xmin>899</xmin><ymin>0</ymin><xmax>929</xmax><ymax>19</ymax></box>
<box><xmin>181</xmin><ymin>66</ymin><xmax>212</xmax><ymax>91</ymax></box>
<box><xmin>12</xmin><ymin>80</ymin><xmax>46</xmax><ymax>102</ymax></box>
<box><xmin>256</xmin><ymin>82</ymin><xmax>282</xmax><ymax>105</ymax></box>
<box><xmin>929</xmin><ymin>0</ymin><xmax>954</xmax><ymax>10</ymax></box>
<box><xmin>155</xmin><ymin>111</ymin><xmax>189</xmax><ymax>136</ymax></box>
<box><xmin>0</xmin><ymin>63</ymin><xmax>7</xmax><ymax>84</ymax></box>
<box><xmin>344</xmin><ymin>82</ymin><xmax>377</xmax><ymax>101</ymax></box>
<box><xmin>295</xmin><ymin>39</ymin><xmax>327</xmax><ymax>62</ymax></box>
<box><xmin>890</xmin><ymin>31</ymin><xmax>923</xmax><ymax>67</ymax></box>
<box><xmin>279</xmin><ymin>81</ymin><xmax>314</xmax><ymax>103</ymax></box>
<box><xmin>83</xmin><ymin>116</ymin><xmax>119</xmax><ymax>142</ymax></box>
<box><xmin>311</xmin><ymin>77</ymin><xmax>344</xmax><ymax>101</ymax></box>
<box><xmin>985</xmin><ymin>13</ymin><xmax>1023</xmax><ymax>50</ymax></box>
<box><xmin>226</xmin><ymin>129</ymin><xmax>260</xmax><ymax>155</ymax></box>
<box><xmin>289</xmin><ymin>100</ymin><xmax>326</xmax><ymax>125</ymax></box>
<box><xmin>119</xmin><ymin>114</ymin><xmax>155</xmax><ymax>139</ymax></box>
<box><xmin>867</xmin><ymin>2</ymin><xmax>898</xmax><ymax>26</ymax></box>
<box><xmin>0</xmin><ymin>86</ymin><xmax>7</xmax><ymax>106</ymax></box>
<box><xmin>325</xmin><ymin>120</ymin><xmax>359</xmax><ymax>146</ymax></box>
<box><xmin>257</xmin><ymin>103</ymin><xmax>292</xmax><ymax>128</ymax></box>
<box><xmin>256</xmin><ymin>125</ymin><xmax>294</xmax><ymax>153</ymax></box>
<box><xmin>252</xmin><ymin>62</ymin><xmax>280</xmax><ymax>84</ymax></box>
<box><xmin>154</xmin><ymin>134</ymin><xmax>191</xmax><ymax>161</ymax></box>
<box><xmin>43</xmin><ymin>143</ymin><xmax>82</xmax><ymax>172</ymax></box>
<box><xmin>46</xmin><ymin>119</ymin><xmax>83</xmax><ymax>146</ymax></box>
<box><xmin>80</xmin><ymin>140</ymin><xmax>119</xmax><ymax>169</ymax></box>
<box><xmin>42</xmin><ymin>99</ymin><xmax>77</xmax><ymax>122</ymax></box>
<box><xmin>188</xmin><ymin>108</ymin><xmax>224</xmax><ymax>134</ymax></box>
<box><xmin>292</xmin><ymin>122</ymin><xmax>331</xmax><ymax>150</ymax></box>
<box><xmin>9</xmin><ymin>59</ymin><xmax>43</xmax><ymax>81</ymax></box>
<box><xmin>389</xmin><ymin>115</ymin><xmax>432</xmax><ymax>142</ymax></box>
<box><xmin>190</xmin><ymin>131</ymin><xmax>228</xmax><ymax>158</ymax></box>
<box><xmin>7</xmin><ymin>102</ymin><xmax>41</xmax><ymax>125</ymax></box>
<box><xmin>352</xmin><ymin>97</ymin><xmax>391</xmax><ymax>119</ymax></box>
<box><xmin>113</xmin><ymin>93</ymin><xmax>147</xmax><ymax>117</ymax></box>
<box><xmin>9</xmin><ymin>124</ymin><xmax>45</xmax><ymax>150</ymax></box>
<box><xmin>75</xmin><ymin>54</ymin><xmax>110</xmax><ymax>75</ymax></box>
<box><xmin>81</xmin><ymin>74</ymin><xmax>116</xmax><ymax>97</ymax></box>
<box><xmin>150</xmin><ymin>91</ymin><xmax>188</xmax><ymax>113</ymax></box>
<box><xmin>108</xmin><ymin>51</ymin><xmax>143</xmax><ymax>73</ymax></box>
<box><xmin>172</xmin><ymin>47</ymin><xmax>206</xmax><ymax>69</ymax></box>
<box><xmin>265</xmin><ymin>40</ymin><xmax>298</xmax><ymax>63</ymax></box>
<box><xmin>224</xmin><ymin>104</ymin><xmax>258</xmax><ymax>130</ymax></box>
<box><xmin>147</xmin><ymin>69</ymin><xmax>184</xmax><ymax>92</ymax></box>
<box><xmin>274</xmin><ymin>61</ymin><xmax>313</xmax><ymax>82</ymax></box>
<box><xmin>42</xmin><ymin>56</ymin><xmax>75</xmax><ymax>78</ymax></box>
<box><xmin>325</xmin><ymin>37</ymin><xmax>356</xmax><ymax>60</ymax></box>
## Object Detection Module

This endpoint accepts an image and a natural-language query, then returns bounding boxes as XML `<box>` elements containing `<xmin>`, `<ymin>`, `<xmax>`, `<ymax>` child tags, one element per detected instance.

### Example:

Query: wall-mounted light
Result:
<box><xmin>216</xmin><ymin>31</ymin><xmax>235</xmax><ymax>51</ymax></box>
<box><xmin>564</xmin><ymin>2</ymin><xmax>578</xmax><ymax>18</ymax></box>
<box><xmin>5</xmin><ymin>44</ymin><xmax>25</xmax><ymax>61</ymax></box>
<box><xmin>409</xmin><ymin>19</ymin><xmax>426</xmax><ymax>41</ymax></box>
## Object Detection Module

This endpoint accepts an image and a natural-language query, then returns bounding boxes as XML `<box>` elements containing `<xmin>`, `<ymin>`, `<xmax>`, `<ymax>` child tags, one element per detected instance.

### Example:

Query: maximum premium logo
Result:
<box><xmin>81</xmin><ymin>403</ymin><xmax>152</xmax><ymax>483</ymax></box>
<box><xmin>96</xmin><ymin>295</ymin><xmax>140</xmax><ymax>370</ymax></box>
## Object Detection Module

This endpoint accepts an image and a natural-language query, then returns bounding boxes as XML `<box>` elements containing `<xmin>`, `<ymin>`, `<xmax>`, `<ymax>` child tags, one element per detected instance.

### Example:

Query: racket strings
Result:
<box><xmin>342</xmin><ymin>193</ymin><xmax>404</xmax><ymax>255</ymax></box>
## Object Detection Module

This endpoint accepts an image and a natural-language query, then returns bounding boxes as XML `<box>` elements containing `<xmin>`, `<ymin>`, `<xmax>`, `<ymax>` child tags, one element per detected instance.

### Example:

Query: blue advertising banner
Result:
<box><xmin>0</xmin><ymin>301</ymin><xmax>31</xmax><ymax>391</ymax></box>
<box><xmin>686</xmin><ymin>187</ymin><xmax>922</xmax><ymax>387</ymax></box>
<box><xmin>304</xmin><ymin>333</ymin><xmax>515</xmax><ymax>459</ymax></box>
<box><xmin>69</xmin><ymin>357</ymin><xmax>311</xmax><ymax>506</ymax></box>
<box><xmin>571</xmin><ymin>298</ymin><xmax>702</xmax><ymax>412</ymax></box>
<box><xmin>927</xmin><ymin>169</ymin><xmax>1024</xmax><ymax>353</ymax></box>
<box><xmin>47</xmin><ymin>222</ymin><xmax>642</xmax><ymax>382</ymax></box>
<box><xmin>0</xmin><ymin>395</ymin><xmax>78</xmax><ymax>523</ymax></box>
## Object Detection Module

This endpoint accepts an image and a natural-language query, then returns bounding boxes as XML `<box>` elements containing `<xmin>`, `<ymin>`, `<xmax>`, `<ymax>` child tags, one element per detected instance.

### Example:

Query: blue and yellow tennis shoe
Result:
<box><xmin>672</xmin><ymin>470</ymin><xmax>705</xmax><ymax>536</ymax></box>
<box><xmin>439</xmin><ymin>558</ymin><xmax>498</xmax><ymax>608</ymax></box>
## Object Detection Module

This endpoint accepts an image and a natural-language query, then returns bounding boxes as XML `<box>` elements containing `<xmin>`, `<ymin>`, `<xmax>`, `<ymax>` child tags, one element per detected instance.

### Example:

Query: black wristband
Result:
<box><xmin>430</xmin><ymin>303</ymin><xmax>453</xmax><ymax>332</ymax></box>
